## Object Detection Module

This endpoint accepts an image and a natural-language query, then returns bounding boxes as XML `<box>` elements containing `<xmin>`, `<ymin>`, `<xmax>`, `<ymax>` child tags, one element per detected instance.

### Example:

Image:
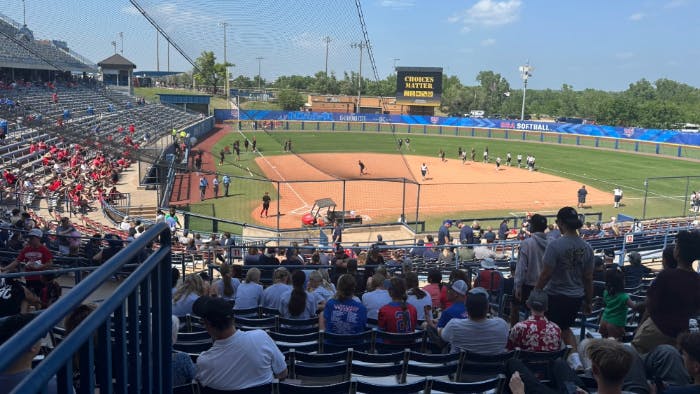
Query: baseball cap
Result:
<box><xmin>468</xmin><ymin>287</ymin><xmax>489</xmax><ymax>297</ymax></box>
<box><xmin>444</xmin><ymin>220</ymin><xmax>453</xmax><ymax>226</ymax></box>
<box><xmin>192</xmin><ymin>296</ymin><xmax>234</xmax><ymax>325</ymax></box>
<box><xmin>526</xmin><ymin>289</ymin><xmax>548</xmax><ymax>311</ymax></box>
<box><xmin>27</xmin><ymin>228</ymin><xmax>42</xmax><ymax>238</ymax></box>
<box><xmin>480</xmin><ymin>257</ymin><xmax>497</xmax><ymax>269</ymax></box>
<box><xmin>448</xmin><ymin>280</ymin><xmax>468</xmax><ymax>296</ymax></box>
<box><xmin>604</xmin><ymin>249</ymin><xmax>615</xmax><ymax>259</ymax></box>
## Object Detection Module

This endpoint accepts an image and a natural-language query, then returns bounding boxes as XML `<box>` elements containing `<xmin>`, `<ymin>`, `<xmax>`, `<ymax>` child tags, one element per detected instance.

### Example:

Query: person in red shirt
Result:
<box><xmin>3</xmin><ymin>170</ymin><xmax>16</xmax><ymax>185</ymax></box>
<box><xmin>379</xmin><ymin>277</ymin><xmax>418</xmax><ymax>334</ymax></box>
<box><xmin>475</xmin><ymin>258</ymin><xmax>503</xmax><ymax>292</ymax></box>
<box><xmin>38</xmin><ymin>141</ymin><xmax>47</xmax><ymax>151</ymax></box>
<box><xmin>51</xmin><ymin>92</ymin><xmax>58</xmax><ymax>104</ymax></box>
<box><xmin>29</xmin><ymin>143</ymin><xmax>36</xmax><ymax>154</ymax></box>
<box><xmin>128</xmin><ymin>124</ymin><xmax>135</xmax><ymax>134</ymax></box>
<box><xmin>117</xmin><ymin>125</ymin><xmax>124</xmax><ymax>134</ymax></box>
<box><xmin>48</xmin><ymin>178</ymin><xmax>62</xmax><ymax>192</ymax></box>
<box><xmin>5</xmin><ymin>228</ymin><xmax>53</xmax><ymax>296</ymax></box>
<box><xmin>422</xmin><ymin>269</ymin><xmax>448</xmax><ymax>309</ymax></box>
<box><xmin>507</xmin><ymin>289</ymin><xmax>562</xmax><ymax>352</ymax></box>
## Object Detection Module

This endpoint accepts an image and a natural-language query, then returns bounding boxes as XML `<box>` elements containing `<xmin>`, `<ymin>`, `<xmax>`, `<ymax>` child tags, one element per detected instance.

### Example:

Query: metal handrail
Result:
<box><xmin>0</xmin><ymin>222</ymin><xmax>173</xmax><ymax>394</ymax></box>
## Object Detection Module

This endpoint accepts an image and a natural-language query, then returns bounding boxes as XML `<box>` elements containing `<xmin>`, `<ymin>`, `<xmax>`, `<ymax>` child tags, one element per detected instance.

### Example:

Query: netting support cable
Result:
<box><xmin>355</xmin><ymin>0</ymin><xmax>386</xmax><ymax>113</ymax></box>
<box><xmin>129</xmin><ymin>0</ymin><xmax>199</xmax><ymax>72</ymax></box>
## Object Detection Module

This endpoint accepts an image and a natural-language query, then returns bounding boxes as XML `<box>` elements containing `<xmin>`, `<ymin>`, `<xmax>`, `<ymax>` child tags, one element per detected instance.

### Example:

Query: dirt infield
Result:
<box><xmin>254</xmin><ymin>153</ymin><xmax>611</xmax><ymax>229</ymax></box>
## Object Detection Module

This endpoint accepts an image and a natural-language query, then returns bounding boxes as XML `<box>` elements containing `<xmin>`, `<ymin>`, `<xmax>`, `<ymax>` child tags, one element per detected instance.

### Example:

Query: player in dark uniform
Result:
<box><xmin>219</xmin><ymin>149</ymin><xmax>225</xmax><ymax>166</ymax></box>
<box><xmin>471</xmin><ymin>147</ymin><xmax>476</xmax><ymax>161</ymax></box>
<box><xmin>358</xmin><ymin>160</ymin><xmax>367</xmax><ymax>175</ymax></box>
<box><xmin>397</xmin><ymin>138</ymin><xmax>403</xmax><ymax>150</ymax></box>
<box><xmin>261</xmin><ymin>192</ymin><xmax>271</xmax><ymax>218</ymax></box>
<box><xmin>244</xmin><ymin>139</ymin><xmax>249</xmax><ymax>151</ymax></box>
<box><xmin>252</xmin><ymin>137</ymin><xmax>257</xmax><ymax>152</ymax></box>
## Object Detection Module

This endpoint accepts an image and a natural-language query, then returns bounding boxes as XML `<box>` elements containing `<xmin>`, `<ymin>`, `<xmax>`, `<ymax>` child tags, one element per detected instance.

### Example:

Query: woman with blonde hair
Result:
<box><xmin>234</xmin><ymin>267</ymin><xmax>263</xmax><ymax>312</ymax></box>
<box><xmin>307</xmin><ymin>270</ymin><xmax>334</xmax><ymax>303</ymax></box>
<box><xmin>172</xmin><ymin>274</ymin><xmax>206</xmax><ymax>316</ymax></box>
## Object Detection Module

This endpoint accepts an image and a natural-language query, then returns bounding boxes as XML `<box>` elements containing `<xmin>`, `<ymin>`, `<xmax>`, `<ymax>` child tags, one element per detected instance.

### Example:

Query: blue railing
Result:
<box><xmin>0</xmin><ymin>223</ymin><xmax>173</xmax><ymax>394</ymax></box>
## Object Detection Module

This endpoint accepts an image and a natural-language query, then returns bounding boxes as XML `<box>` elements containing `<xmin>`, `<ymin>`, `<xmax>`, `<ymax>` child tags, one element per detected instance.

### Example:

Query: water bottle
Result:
<box><xmin>689</xmin><ymin>319</ymin><xmax>699</xmax><ymax>334</ymax></box>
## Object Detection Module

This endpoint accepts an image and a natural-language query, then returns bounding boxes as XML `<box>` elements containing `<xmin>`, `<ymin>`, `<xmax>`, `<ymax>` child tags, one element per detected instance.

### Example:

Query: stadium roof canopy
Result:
<box><xmin>133</xmin><ymin>71</ymin><xmax>185</xmax><ymax>78</ymax></box>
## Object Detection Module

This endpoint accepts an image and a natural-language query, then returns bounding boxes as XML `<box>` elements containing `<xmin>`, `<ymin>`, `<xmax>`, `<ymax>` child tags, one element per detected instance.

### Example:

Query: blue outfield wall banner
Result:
<box><xmin>213</xmin><ymin>109</ymin><xmax>700</xmax><ymax>147</ymax></box>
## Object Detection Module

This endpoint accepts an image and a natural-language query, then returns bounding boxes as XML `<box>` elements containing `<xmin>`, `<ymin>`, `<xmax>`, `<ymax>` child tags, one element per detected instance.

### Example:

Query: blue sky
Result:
<box><xmin>1</xmin><ymin>0</ymin><xmax>698</xmax><ymax>91</ymax></box>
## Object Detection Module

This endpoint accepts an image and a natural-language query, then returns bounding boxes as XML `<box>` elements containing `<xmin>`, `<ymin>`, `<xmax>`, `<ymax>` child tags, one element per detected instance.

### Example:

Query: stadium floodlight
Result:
<box><xmin>111</xmin><ymin>41</ymin><xmax>117</xmax><ymax>55</ymax></box>
<box><xmin>219</xmin><ymin>22</ymin><xmax>230</xmax><ymax>102</ymax></box>
<box><xmin>351</xmin><ymin>42</ymin><xmax>365</xmax><ymax>114</ymax></box>
<box><xmin>119</xmin><ymin>32</ymin><xmax>124</xmax><ymax>54</ymax></box>
<box><xmin>519</xmin><ymin>61</ymin><xmax>533</xmax><ymax>121</ymax></box>
<box><xmin>256</xmin><ymin>56</ymin><xmax>264</xmax><ymax>90</ymax></box>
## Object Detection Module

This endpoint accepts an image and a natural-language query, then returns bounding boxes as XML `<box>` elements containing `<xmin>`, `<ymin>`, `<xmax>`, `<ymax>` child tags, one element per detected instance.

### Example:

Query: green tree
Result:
<box><xmin>232</xmin><ymin>75</ymin><xmax>253</xmax><ymax>89</ymax></box>
<box><xmin>277</xmin><ymin>89</ymin><xmax>306</xmax><ymax>111</ymax></box>
<box><xmin>193</xmin><ymin>51</ymin><xmax>231</xmax><ymax>95</ymax></box>
<box><xmin>475</xmin><ymin>71</ymin><xmax>510</xmax><ymax>115</ymax></box>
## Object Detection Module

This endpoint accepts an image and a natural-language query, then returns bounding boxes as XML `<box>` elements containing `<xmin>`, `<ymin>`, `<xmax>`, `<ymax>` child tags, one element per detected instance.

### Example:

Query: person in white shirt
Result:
<box><xmin>194</xmin><ymin>296</ymin><xmax>287</xmax><ymax>390</ymax></box>
<box><xmin>613</xmin><ymin>187</ymin><xmax>623</xmax><ymax>208</ymax></box>
<box><xmin>120</xmin><ymin>216</ymin><xmax>131</xmax><ymax>232</ymax></box>
<box><xmin>362</xmin><ymin>274</ymin><xmax>392</xmax><ymax>320</ymax></box>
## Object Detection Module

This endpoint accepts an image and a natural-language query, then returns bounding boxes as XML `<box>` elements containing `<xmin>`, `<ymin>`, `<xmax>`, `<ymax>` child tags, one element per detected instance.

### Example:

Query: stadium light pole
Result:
<box><xmin>219</xmin><ymin>22</ymin><xmax>230</xmax><ymax>102</ymax></box>
<box><xmin>393</xmin><ymin>58</ymin><xmax>400</xmax><ymax>73</ymax></box>
<box><xmin>119</xmin><ymin>32</ymin><xmax>124</xmax><ymax>54</ymax></box>
<box><xmin>111</xmin><ymin>41</ymin><xmax>117</xmax><ymax>55</ymax></box>
<box><xmin>519</xmin><ymin>61</ymin><xmax>533</xmax><ymax>121</ymax></box>
<box><xmin>323</xmin><ymin>36</ymin><xmax>331</xmax><ymax>77</ymax></box>
<box><xmin>351</xmin><ymin>42</ymin><xmax>365</xmax><ymax>114</ymax></box>
<box><xmin>256</xmin><ymin>57</ymin><xmax>264</xmax><ymax>91</ymax></box>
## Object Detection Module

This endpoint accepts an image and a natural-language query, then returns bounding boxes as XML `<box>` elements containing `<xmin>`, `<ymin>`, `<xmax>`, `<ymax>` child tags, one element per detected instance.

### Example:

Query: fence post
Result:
<box><xmin>615</xmin><ymin>139</ymin><xmax>619</xmax><ymax>150</ymax></box>
<box><xmin>595</xmin><ymin>137</ymin><xmax>599</xmax><ymax>147</ymax></box>
<box><xmin>439</xmin><ymin>126</ymin><xmax>442</xmax><ymax>135</ymax></box>
<box><xmin>331</xmin><ymin>122</ymin><xmax>335</xmax><ymax>131</ymax></box>
<box><xmin>408</xmin><ymin>124</ymin><xmax>411</xmax><ymax>133</ymax></box>
<box><xmin>301</xmin><ymin>121</ymin><xmax>305</xmax><ymax>131</ymax></box>
<box><xmin>415</xmin><ymin>183</ymin><xmax>421</xmax><ymax>234</ymax></box>
<box><xmin>642</xmin><ymin>179</ymin><xmax>648</xmax><ymax>219</ymax></box>
<box><xmin>522</xmin><ymin>131</ymin><xmax>526</xmax><ymax>140</ymax></box>
<box><xmin>684</xmin><ymin>176</ymin><xmax>690</xmax><ymax>216</ymax></box>
<box><xmin>455</xmin><ymin>126</ymin><xmax>459</xmax><ymax>136</ymax></box>
<box><xmin>401</xmin><ymin>178</ymin><xmax>406</xmax><ymax>223</ymax></box>
<box><xmin>505</xmin><ymin>130</ymin><xmax>509</xmax><ymax>139</ymax></box>
<box><xmin>362</xmin><ymin>122</ymin><xmax>366</xmax><ymax>132</ymax></box>
<box><xmin>316</xmin><ymin>122</ymin><xmax>320</xmax><ymax>131</ymax></box>
<box><xmin>487</xmin><ymin>130</ymin><xmax>492</xmax><ymax>138</ymax></box>
<box><xmin>377</xmin><ymin>123</ymin><xmax>380</xmax><ymax>132</ymax></box>
<box><xmin>342</xmin><ymin>180</ymin><xmax>346</xmax><ymax>228</ymax></box>
<box><xmin>655</xmin><ymin>144</ymin><xmax>660</xmax><ymax>154</ymax></box>
<box><xmin>276</xmin><ymin>181</ymin><xmax>281</xmax><ymax>233</ymax></box>
<box><xmin>634</xmin><ymin>141</ymin><xmax>639</xmax><ymax>152</ymax></box>
<box><xmin>558</xmin><ymin>134</ymin><xmax>562</xmax><ymax>144</ymax></box>
<box><xmin>677</xmin><ymin>145</ymin><xmax>682</xmax><ymax>157</ymax></box>
<box><xmin>471</xmin><ymin>128</ymin><xmax>475</xmax><ymax>137</ymax></box>
<box><xmin>576</xmin><ymin>136</ymin><xmax>580</xmax><ymax>145</ymax></box>
<box><xmin>423</xmin><ymin>125</ymin><xmax>427</xmax><ymax>134</ymax></box>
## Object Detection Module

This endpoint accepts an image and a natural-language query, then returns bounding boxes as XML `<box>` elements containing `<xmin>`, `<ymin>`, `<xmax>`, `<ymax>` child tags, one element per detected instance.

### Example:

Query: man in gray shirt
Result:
<box><xmin>441</xmin><ymin>287</ymin><xmax>509</xmax><ymax>355</ymax></box>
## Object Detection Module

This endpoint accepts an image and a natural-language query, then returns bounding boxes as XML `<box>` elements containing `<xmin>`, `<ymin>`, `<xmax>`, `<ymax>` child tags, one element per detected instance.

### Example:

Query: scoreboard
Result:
<box><xmin>395</xmin><ymin>67</ymin><xmax>443</xmax><ymax>106</ymax></box>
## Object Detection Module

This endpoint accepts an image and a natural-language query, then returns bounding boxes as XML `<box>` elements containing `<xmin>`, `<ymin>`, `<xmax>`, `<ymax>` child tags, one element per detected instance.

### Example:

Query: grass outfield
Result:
<box><xmin>187</xmin><ymin>127</ymin><xmax>700</xmax><ymax>233</ymax></box>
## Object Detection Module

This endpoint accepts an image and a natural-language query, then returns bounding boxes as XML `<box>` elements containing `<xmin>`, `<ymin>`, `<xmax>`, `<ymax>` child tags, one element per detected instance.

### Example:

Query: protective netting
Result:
<box><xmin>130</xmin><ymin>0</ymin><xmax>366</xmax><ymax>81</ymax></box>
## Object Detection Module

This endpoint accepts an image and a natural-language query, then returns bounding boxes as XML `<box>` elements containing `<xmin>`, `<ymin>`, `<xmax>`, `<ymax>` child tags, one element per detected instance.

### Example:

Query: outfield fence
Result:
<box><xmin>231</xmin><ymin>120</ymin><xmax>700</xmax><ymax>161</ymax></box>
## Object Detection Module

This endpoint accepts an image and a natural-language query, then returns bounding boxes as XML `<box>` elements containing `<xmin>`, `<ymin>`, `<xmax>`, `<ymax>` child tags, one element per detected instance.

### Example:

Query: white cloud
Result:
<box><xmin>615</xmin><ymin>52</ymin><xmax>635</xmax><ymax>60</ymax></box>
<box><xmin>481</xmin><ymin>38</ymin><xmax>496</xmax><ymax>46</ymax></box>
<box><xmin>449</xmin><ymin>0</ymin><xmax>522</xmax><ymax>32</ymax></box>
<box><xmin>379</xmin><ymin>0</ymin><xmax>415</xmax><ymax>8</ymax></box>
<box><xmin>664</xmin><ymin>0</ymin><xmax>687</xmax><ymax>8</ymax></box>
<box><xmin>628</xmin><ymin>12</ymin><xmax>645</xmax><ymax>21</ymax></box>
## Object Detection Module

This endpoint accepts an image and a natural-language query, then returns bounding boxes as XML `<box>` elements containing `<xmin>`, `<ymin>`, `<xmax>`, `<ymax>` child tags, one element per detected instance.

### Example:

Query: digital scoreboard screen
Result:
<box><xmin>395</xmin><ymin>67</ymin><xmax>443</xmax><ymax>106</ymax></box>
